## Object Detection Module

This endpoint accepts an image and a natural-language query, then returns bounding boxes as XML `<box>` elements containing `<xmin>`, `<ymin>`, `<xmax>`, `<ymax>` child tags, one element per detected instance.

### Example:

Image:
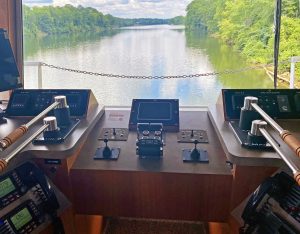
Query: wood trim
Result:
<box><xmin>16</xmin><ymin>0</ymin><xmax>23</xmax><ymax>84</ymax></box>
<box><xmin>230</xmin><ymin>165</ymin><xmax>278</xmax><ymax>209</ymax></box>
<box><xmin>75</xmin><ymin>215</ymin><xmax>103</xmax><ymax>234</ymax></box>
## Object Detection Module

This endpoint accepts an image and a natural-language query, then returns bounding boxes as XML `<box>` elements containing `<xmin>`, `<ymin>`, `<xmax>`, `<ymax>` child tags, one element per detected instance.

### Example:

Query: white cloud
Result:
<box><xmin>24</xmin><ymin>0</ymin><xmax>193</xmax><ymax>18</ymax></box>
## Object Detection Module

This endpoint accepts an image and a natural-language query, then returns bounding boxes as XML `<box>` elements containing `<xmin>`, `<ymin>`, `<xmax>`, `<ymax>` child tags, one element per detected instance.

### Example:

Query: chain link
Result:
<box><xmin>41</xmin><ymin>60</ymin><xmax>290</xmax><ymax>80</ymax></box>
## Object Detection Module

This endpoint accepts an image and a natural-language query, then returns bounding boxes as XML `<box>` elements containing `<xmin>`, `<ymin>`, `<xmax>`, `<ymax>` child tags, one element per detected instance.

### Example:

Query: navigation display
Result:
<box><xmin>10</xmin><ymin>207</ymin><xmax>32</xmax><ymax>230</ymax></box>
<box><xmin>0</xmin><ymin>177</ymin><xmax>15</xmax><ymax>199</ymax></box>
<box><xmin>137</xmin><ymin>102</ymin><xmax>172</xmax><ymax>120</ymax></box>
<box><xmin>129</xmin><ymin>99</ymin><xmax>179</xmax><ymax>131</ymax></box>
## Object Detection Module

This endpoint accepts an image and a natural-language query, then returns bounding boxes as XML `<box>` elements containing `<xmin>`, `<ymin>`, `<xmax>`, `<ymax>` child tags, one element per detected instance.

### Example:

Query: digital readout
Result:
<box><xmin>10</xmin><ymin>208</ymin><xmax>32</xmax><ymax>230</ymax></box>
<box><xmin>0</xmin><ymin>178</ymin><xmax>16</xmax><ymax>199</ymax></box>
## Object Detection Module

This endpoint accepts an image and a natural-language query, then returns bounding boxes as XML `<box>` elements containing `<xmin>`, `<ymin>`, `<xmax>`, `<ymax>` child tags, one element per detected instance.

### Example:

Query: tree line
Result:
<box><xmin>185</xmin><ymin>0</ymin><xmax>300</xmax><ymax>79</ymax></box>
<box><xmin>23</xmin><ymin>5</ymin><xmax>185</xmax><ymax>36</ymax></box>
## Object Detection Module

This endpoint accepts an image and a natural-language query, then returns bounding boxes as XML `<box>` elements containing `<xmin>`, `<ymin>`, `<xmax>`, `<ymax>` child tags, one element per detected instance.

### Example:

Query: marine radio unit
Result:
<box><xmin>0</xmin><ymin>162</ymin><xmax>66</xmax><ymax>234</ymax></box>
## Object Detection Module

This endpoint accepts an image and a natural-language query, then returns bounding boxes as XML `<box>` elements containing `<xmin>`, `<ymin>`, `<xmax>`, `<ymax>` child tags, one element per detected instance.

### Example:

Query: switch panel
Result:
<box><xmin>222</xmin><ymin>89</ymin><xmax>300</xmax><ymax>120</ymax></box>
<box><xmin>6</xmin><ymin>89</ymin><xmax>91</xmax><ymax>117</ymax></box>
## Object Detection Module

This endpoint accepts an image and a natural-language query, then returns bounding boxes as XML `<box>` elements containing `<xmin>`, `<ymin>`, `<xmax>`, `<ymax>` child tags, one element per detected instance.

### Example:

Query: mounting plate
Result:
<box><xmin>178</xmin><ymin>129</ymin><xmax>208</xmax><ymax>143</ymax></box>
<box><xmin>182</xmin><ymin>149</ymin><xmax>209</xmax><ymax>163</ymax></box>
<box><xmin>94</xmin><ymin>147</ymin><xmax>120</xmax><ymax>160</ymax></box>
<box><xmin>33</xmin><ymin>119</ymin><xmax>80</xmax><ymax>144</ymax></box>
<box><xmin>229</xmin><ymin>121</ymin><xmax>274</xmax><ymax>150</ymax></box>
<box><xmin>99</xmin><ymin>128</ymin><xmax>129</xmax><ymax>141</ymax></box>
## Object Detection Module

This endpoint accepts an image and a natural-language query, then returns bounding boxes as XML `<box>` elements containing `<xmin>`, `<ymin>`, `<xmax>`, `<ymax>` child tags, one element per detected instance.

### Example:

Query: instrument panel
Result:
<box><xmin>222</xmin><ymin>89</ymin><xmax>300</xmax><ymax>120</ymax></box>
<box><xmin>6</xmin><ymin>89</ymin><xmax>91</xmax><ymax>117</ymax></box>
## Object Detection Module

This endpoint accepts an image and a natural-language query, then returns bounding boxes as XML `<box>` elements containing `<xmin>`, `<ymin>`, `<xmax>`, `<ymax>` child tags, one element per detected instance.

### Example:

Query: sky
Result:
<box><xmin>23</xmin><ymin>0</ymin><xmax>193</xmax><ymax>19</ymax></box>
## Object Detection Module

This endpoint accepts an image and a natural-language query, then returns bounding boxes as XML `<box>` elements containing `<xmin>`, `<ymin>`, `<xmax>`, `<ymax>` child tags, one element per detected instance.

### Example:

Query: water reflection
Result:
<box><xmin>24</xmin><ymin>25</ymin><xmax>272</xmax><ymax>106</ymax></box>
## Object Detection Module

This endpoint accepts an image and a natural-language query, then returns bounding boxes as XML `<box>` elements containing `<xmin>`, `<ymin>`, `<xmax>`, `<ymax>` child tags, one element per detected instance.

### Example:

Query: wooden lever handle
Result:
<box><xmin>0</xmin><ymin>159</ymin><xmax>7</xmax><ymax>173</ymax></box>
<box><xmin>294</xmin><ymin>171</ymin><xmax>300</xmax><ymax>186</ymax></box>
<box><xmin>281</xmin><ymin>131</ymin><xmax>300</xmax><ymax>158</ymax></box>
<box><xmin>0</xmin><ymin>125</ymin><xmax>28</xmax><ymax>150</ymax></box>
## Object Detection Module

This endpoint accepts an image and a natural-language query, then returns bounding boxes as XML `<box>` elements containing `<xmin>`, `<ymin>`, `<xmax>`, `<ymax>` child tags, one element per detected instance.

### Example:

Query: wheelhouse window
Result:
<box><xmin>22</xmin><ymin>0</ymin><xmax>300</xmax><ymax>106</ymax></box>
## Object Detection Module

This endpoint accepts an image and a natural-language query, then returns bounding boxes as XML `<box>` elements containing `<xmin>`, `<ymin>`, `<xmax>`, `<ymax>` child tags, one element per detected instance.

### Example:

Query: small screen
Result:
<box><xmin>137</xmin><ymin>102</ymin><xmax>172</xmax><ymax>120</ymax></box>
<box><xmin>10</xmin><ymin>208</ymin><xmax>33</xmax><ymax>230</ymax></box>
<box><xmin>277</xmin><ymin>95</ymin><xmax>291</xmax><ymax>113</ymax></box>
<box><xmin>0</xmin><ymin>178</ymin><xmax>16</xmax><ymax>199</ymax></box>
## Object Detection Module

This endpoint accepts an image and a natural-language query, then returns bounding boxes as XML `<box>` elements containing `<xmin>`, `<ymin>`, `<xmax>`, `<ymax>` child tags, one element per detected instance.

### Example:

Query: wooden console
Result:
<box><xmin>70</xmin><ymin>108</ymin><xmax>232</xmax><ymax>221</ymax></box>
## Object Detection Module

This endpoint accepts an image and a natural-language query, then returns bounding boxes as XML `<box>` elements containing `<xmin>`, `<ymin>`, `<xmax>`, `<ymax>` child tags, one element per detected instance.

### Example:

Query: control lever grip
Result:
<box><xmin>0</xmin><ymin>158</ymin><xmax>8</xmax><ymax>173</ymax></box>
<box><xmin>0</xmin><ymin>125</ymin><xmax>28</xmax><ymax>150</ymax></box>
<box><xmin>293</xmin><ymin>171</ymin><xmax>300</xmax><ymax>186</ymax></box>
<box><xmin>281</xmin><ymin>131</ymin><xmax>300</xmax><ymax>158</ymax></box>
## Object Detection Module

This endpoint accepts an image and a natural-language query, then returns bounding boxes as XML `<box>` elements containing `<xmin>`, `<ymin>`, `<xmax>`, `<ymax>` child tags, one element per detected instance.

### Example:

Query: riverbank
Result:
<box><xmin>185</xmin><ymin>0</ymin><xmax>300</xmax><ymax>83</ymax></box>
<box><xmin>264</xmin><ymin>67</ymin><xmax>300</xmax><ymax>88</ymax></box>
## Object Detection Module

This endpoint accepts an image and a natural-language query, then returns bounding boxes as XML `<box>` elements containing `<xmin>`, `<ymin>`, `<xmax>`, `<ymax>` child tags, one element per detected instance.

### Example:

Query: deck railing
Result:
<box><xmin>24</xmin><ymin>57</ymin><xmax>300</xmax><ymax>89</ymax></box>
<box><xmin>24</xmin><ymin>61</ymin><xmax>44</xmax><ymax>89</ymax></box>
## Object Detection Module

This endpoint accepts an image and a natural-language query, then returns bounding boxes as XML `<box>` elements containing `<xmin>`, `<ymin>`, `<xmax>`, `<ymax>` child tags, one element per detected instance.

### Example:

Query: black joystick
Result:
<box><xmin>94</xmin><ymin>137</ymin><xmax>120</xmax><ymax>160</ymax></box>
<box><xmin>191</xmin><ymin>140</ymin><xmax>200</xmax><ymax>159</ymax></box>
<box><xmin>103</xmin><ymin>139</ymin><xmax>112</xmax><ymax>158</ymax></box>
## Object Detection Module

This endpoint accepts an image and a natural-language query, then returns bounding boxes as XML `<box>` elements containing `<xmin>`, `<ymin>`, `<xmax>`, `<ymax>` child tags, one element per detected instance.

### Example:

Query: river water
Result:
<box><xmin>24</xmin><ymin>25</ymin><xmax>273</xmax><ymax>106</ymax></box>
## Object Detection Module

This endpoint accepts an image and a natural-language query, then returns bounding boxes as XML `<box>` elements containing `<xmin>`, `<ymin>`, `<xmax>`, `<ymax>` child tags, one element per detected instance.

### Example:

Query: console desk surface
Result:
<box><xmin>0</xmin><ymin>105</ymin><xmax>104</xmax><ymax>159</ymax></box>
<box><xmin>209</xmin><ymin>103</ymin><xmax>300</xmax><ymax>167</ymax></box>
<box><xmin>71</xmin><ymin>108</ymin><xmax>232</xmax><ymax>221</ymax></box>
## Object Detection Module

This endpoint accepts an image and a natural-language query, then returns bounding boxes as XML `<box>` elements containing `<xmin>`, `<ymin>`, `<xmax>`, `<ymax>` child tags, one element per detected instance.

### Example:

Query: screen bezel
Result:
<box><xmin>10</xmin><ymin>207</ymin><xmax>33</xmax><ymax>231</ymax></box>
<box><xmin>129</xmin><ymin>99</ymin><xmax>179</xmax><ymax>132</ymax></box>
<box><xmin>0</xmin><ymin>177</ymin><xmax>16</xmax><ymax>199</ymax></box>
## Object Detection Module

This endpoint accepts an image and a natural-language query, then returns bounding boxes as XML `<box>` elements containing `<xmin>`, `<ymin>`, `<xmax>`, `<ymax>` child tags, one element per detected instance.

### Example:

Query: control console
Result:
<box><xmin>223</xmin><ymin>89</ymin><xmax>300</xmax><ymax>120</ymax></box>
<box><xmin>222</xmin><ymin>89</ymin><xmax>300</xmax><ymax>150</ymax></box>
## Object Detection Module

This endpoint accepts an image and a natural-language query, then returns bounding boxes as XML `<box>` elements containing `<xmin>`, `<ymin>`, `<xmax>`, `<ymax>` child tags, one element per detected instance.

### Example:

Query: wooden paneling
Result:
<box><xmin>71</xmin><ymin>170</ymin><xmax>232</xmax><ymax>222</ymax></box>
<box><xmin>75</xmin><ymin>215</ymin><xmax>103</xmax><ymax>234</ymax></box>
<box><xmin>230</xmin><ymin>165</ymin><xmax>278</xmax><ymax>209</ymax></box>
<box><xmin>0</xmin><ymin>0</ymin><xmax>23</xmax><ymax>82</ymax></box>
<box><xmin>0</xmin><ymin>1</ymin><xmax>9</xmax><ymax>28</ymax></box>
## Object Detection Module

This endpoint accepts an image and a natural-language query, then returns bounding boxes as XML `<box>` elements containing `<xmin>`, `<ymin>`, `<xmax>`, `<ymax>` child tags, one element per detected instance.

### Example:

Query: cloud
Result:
<box><xmin>23</xmin><ymin>0</ymin><xmax>53</xmax><ymax>4</ymax></box>
<box><xmin>23</xmin><ymin>0</ymin><xmax>193</xmax><ymax>18</ymax></box>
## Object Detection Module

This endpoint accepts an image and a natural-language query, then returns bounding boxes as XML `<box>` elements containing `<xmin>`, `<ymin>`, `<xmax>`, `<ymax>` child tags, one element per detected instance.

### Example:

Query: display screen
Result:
<box><xmin>10</xmin><ymin>208</ymin><xmax>32</xmax><ymax>230</ymax></box>
<box><xmin>0</xmin><ymin>177</ymin><xmax>16</xmax><ymax>199</ymax></box>
<box><xmin>137</xmin><ymin>102</ymin><xmax>172</xmax><ymax>120</ymax></box>
<box><xmin>277</xmin><ymin>95</ymin><xmax>291</xmax><ymax>113</ymax></box>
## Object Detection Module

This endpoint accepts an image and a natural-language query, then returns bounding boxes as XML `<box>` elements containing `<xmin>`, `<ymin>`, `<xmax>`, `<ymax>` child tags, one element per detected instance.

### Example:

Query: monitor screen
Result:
<box><xmin>137</xmin><ymin>102</ymin><xmax>172</xmax><ymax>121</ymax></box>
<box><xmin>0</xmin><ymin>28</ymin><xmax>21</xmax><ymax>92</ymax></box>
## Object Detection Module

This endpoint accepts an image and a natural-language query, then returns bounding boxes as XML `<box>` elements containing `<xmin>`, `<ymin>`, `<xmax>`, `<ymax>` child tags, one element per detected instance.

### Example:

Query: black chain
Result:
<box><xmin>41</xmin><ymin>60</ymin><xmax>290</xmax><ymax>80</ymax></box>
